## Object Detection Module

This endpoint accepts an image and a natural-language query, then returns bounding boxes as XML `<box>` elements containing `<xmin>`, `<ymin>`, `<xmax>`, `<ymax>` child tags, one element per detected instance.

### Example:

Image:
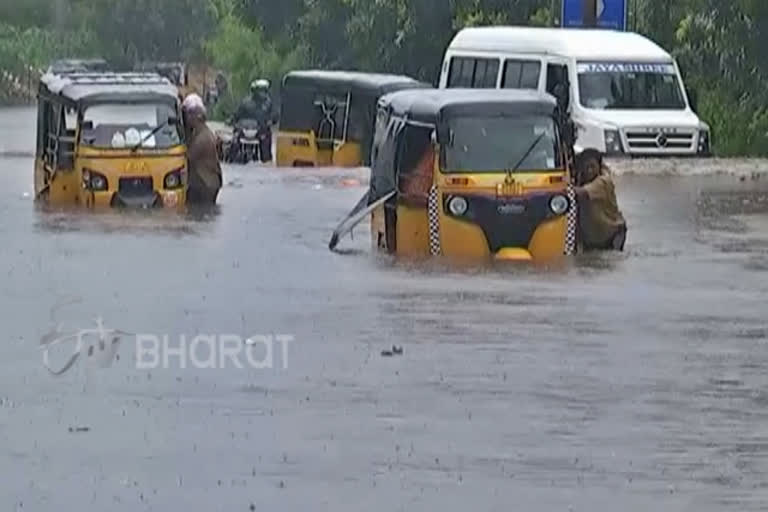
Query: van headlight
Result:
<box><xmin>604</xmin><ymin>129</ymin><xmax>623</xmax><ymax>154</ymax></box>
<box><xmin>698</xmin><ymin>129</ymin><xmax>711</xmax><ymax>155</ymax></box>
<box><xmin>549</xmin><ymin>194</ymin><xmax>569</xmax><ymax>215</ymax></box>
<box><xmin>447</xmin><ymin>196</ymin><xmax>468</xmax><ymax>216</ymax></box>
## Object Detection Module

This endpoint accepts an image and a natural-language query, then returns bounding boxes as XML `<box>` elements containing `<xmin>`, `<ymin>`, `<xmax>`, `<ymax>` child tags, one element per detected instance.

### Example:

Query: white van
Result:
<box><xmin>438</xmin><ymin>26</ymin><xmax>711</xmax><ymax>157</ymax></box>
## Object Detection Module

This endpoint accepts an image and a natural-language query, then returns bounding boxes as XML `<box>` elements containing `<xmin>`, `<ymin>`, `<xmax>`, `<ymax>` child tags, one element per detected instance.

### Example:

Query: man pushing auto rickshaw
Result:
<box><xmin>574</xmin><ymin>150</ymin><xmax>628</xmax><ymax>251</ymax></box>
<box><xmin>182</xmin><ymin>94</ymin><xmax>222</xmax><ymax>205</ymax></box>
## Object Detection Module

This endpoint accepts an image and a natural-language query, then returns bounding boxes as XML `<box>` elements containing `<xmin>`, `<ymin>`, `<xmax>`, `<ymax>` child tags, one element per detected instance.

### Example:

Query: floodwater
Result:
<box><xmin>2</xmin><ymin>107</ymin><xmax>768</xmax><ymax>511</ymax></box>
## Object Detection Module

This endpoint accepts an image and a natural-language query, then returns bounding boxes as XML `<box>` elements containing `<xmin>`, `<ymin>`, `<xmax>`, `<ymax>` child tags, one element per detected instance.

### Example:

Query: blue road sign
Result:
<box><xmin>562</xmin><ymin>0</ymin><xmax>628</xmax><ymax>31</ymax></box>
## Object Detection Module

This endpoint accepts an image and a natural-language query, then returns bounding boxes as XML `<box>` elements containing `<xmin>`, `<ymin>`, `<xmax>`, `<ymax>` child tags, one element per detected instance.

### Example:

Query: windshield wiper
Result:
<box><xmin>505</xmin><ymin>132</ymin><xmax>547</xmax><ymax>175</ymax></box>
<box><xmin>131</xmin><ymin>121</ymin><xmax>169</xmax><ymax>152</ymax></box>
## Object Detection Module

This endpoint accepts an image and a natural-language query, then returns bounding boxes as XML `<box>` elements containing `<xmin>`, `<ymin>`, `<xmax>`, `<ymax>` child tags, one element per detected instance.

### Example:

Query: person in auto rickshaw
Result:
<box><xmin>574</xmin><ymin>150</ymin><xmax>627</xmax><ymax>251</ymax></box>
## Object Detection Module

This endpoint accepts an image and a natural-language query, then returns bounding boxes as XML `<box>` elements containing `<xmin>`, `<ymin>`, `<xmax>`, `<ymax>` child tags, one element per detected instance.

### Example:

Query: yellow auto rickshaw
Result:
<box><xmin>276</xmin><ymin>70</ymin><xmax>430</xmax><ymax>168</ymax></box>
<box><xmin>330</xmin><ymin>88</ymin><xmax>579</xmax><ymax>263</ymax></box>
<box><xmin>34</xmin><ymin>71</ymin><xmax>187</xmax><ymax>209</ymax></box>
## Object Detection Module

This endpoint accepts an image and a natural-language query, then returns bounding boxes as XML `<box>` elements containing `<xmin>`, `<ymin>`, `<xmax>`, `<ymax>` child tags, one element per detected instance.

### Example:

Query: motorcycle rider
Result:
<box><xmin>231</xmin><ymin>79</ymin><xmax>273</xmax><ymax>162</ymax></box>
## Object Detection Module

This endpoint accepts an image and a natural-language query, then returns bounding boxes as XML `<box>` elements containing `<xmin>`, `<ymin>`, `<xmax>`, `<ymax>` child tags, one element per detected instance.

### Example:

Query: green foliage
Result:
<box><xmin>0</xmin><ymin>0</ymin><xmax>54</xmax><ymax>29</ymax></box>
<box><xmin>0</xmin><ymin>22</ymin><xmax>94</xmax><ymax>73</ymax></box>
<box><xmin>0</xmin><ymin>0</ymin><xmax>767</xmax><ymax>155</ymax></box>
<box><xmin>666</xmin><ymin>0</ymin><xmax>768</xmax><ymax>155</ymax></box>
<box><xmin>83</xmin><ymin>0</ymin><xmax>217</xmax><ymax>66</ymax></box>
<box><xmin>205</xmin><ymin>13</ymin><xmax>305</xmax><ymax>119</ymax></box>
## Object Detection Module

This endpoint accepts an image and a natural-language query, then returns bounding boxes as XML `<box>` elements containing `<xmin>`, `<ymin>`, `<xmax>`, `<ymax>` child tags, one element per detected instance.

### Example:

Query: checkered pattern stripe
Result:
<box><xmin>427</xmin><ymin>185</ymin><xmax>442</xmax><ymax>256</ymax></box>
<box><xmin>565</xmin><ymin>183</ymin><xmax>578</xmax><ymax>255</ymax></box>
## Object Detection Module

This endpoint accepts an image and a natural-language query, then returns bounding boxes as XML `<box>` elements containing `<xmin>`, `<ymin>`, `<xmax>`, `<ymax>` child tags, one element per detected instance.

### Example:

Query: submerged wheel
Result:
<box><xmin>260</xmin><ymin>146</ymin><xmax>272</xmax><ymax>163</ymax></box>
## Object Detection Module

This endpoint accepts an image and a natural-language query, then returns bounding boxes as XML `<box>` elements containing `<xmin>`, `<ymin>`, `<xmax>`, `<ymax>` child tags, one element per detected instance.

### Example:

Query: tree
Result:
<box><xmin>84</xmin><ymin>0</ymin><xmax>217</xmax><ymax>66</ymax></box>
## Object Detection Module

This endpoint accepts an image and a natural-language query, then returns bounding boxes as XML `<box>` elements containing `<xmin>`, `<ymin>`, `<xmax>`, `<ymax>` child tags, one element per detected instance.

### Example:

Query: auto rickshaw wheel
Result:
<box><xmin>260</xmin><ymin>145</ymin><xmax>272</xmax><ymax>163</ymax></box>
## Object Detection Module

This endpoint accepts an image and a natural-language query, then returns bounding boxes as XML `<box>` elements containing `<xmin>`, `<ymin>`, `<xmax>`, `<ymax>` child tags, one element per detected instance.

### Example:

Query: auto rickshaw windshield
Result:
<box><xmin>80</xmin><ymin>103</ymin><xmax>182</xmax><ymax>149</ymax></box>
<box><xmin>442</xmin><ymin>114</ymin><xmax>559</xmax><ymax>173</ymax></box>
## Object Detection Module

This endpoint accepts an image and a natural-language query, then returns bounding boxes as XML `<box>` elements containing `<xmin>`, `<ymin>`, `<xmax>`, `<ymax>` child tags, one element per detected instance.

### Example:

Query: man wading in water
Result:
<box><xmin>574</xmin><ymin>150</ymin><xmax>628</xmax><ymax>251</ymax></box>
<box><xmin>182</xmin><ymin>94</ymin><xmax>223</xmax><ymax>205</ymax></box>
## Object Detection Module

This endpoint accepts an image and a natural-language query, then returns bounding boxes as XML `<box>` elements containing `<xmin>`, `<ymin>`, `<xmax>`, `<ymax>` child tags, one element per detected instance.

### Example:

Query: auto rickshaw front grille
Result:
<box><xmin>118</xmin><ymin>177</ymin><xmax>154</xmax><ymax>196</ymax></box>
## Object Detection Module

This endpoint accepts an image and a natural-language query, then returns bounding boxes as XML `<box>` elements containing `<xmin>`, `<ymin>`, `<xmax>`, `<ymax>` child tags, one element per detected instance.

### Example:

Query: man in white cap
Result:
<box><xmin>182</xmin><ymin>94</ymin><xmax>222</xmax><ymax>205</ymax></box>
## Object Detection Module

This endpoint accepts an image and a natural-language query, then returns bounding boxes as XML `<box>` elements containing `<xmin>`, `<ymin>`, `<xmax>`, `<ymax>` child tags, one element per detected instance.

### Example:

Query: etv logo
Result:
<box><xmin>39</xmin><ymin>317</ymin><xmax>129</xmax><ymax>376</ymax></box>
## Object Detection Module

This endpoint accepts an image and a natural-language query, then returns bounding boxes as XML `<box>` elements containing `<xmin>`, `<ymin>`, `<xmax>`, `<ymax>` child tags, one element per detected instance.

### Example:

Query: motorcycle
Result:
<box><xmin>223</xmin><ymin>119</ymin><xmax>272</xmax><ymax>164</ymax></box>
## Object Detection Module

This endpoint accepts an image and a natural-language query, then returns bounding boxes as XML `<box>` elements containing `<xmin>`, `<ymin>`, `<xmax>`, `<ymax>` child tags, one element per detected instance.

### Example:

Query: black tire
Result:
<box><xmin>260</xmin><ymin>144</ymin><xmax>272</xmax><ymax>163</ymax></box>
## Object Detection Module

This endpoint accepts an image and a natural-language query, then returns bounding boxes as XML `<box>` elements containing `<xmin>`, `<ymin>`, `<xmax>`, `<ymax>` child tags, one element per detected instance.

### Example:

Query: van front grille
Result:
<box><xmin>624</xmin><ymin>128</ymin><xmax>695</xmax><ymax>153</ymax></box>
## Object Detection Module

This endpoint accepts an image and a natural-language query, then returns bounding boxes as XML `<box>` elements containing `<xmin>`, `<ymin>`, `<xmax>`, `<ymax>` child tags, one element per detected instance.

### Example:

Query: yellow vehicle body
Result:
<box><xmin>276</xmin><ymin>130</ymin><xmax>362</xmax><ymax>168</ymax></box>
<box><xmin>277</xmin><ymin>70</ymin><xmax>429</xmax><ymax>168</ymax></box>
<box><xmin>36</xmin><ymin>150</ymin><xmax>188</xmax><ymax>211</ymax></box>
<box><xmin>371</xmin><ymin>164</ymin><xmax>570</xmax><ymax>264</ymax></box>
<box><xmin>433</xmin><ymin>171</ymin><xmax>568</xmax><ymax>263</ymax></box>
<box><xmin>34</xmin><ymin>71</ymin><xmax>188</xmax><ymax>210</ymax></box>
<box><xmin>354</xmin><ymin>88</ymin><xmax>579</xmax><ymax>264</ymax></box>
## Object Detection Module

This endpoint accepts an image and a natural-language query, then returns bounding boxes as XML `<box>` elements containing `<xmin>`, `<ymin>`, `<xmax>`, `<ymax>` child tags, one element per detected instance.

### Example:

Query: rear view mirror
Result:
<box><xmin>167</xmin><ymin>115</ymin><xmax>180</xmax><ymax>126</ymax></box>
<box><xmin>82</xmin><ymin>120</ymin><xmax>94</xmax><ymax>131</ymax></box>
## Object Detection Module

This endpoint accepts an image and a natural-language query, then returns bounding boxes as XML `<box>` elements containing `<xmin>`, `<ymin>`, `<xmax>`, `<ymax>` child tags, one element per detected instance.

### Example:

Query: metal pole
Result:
<box><xmin>552</xmin><ymin>0</ymin><xmax>558</xmax><ymax>26</ymax></box>
<box><xmin>583</xmin><ymin>0</ymin><xmax>597</xmax><ymax>27</ymax></box>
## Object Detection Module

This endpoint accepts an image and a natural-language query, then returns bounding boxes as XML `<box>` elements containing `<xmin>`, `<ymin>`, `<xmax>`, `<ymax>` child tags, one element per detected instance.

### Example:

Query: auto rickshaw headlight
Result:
<box><xmin>83</xmin><ymin>168</ymin><xmax>108</xmax><ymax>191</ymax></box>
<box><xmin>164</xmin><ymin>168</ymin><xmax>184</xmax><ymax>190</ymax></box>
<box><xmin>447</xmin><ymin>196</ymin><xmax>468</xmax><ymax>216</ymax></box>
<box><xmin>549</xmin><ymin>194</ymin><xmax>569</xmax><ymax>215</ymax></box>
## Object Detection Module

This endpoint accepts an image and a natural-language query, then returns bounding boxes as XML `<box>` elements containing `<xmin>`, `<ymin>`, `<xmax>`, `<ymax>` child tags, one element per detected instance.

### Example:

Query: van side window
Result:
<box><xmin>448</xmin><ymin>57</ymin><xmax>499</xmax><ymax>88</ymax></box>
<box><xmin>502</xmin><ymin>60</ymin><xmax>541</xmax><ymax>89</ymax></box>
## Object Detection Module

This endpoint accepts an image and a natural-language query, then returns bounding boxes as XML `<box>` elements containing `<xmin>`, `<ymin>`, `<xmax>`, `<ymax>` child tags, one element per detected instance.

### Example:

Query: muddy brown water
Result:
<box><xmin>1</xmin><ymin>107</ymin><xmax>768</xmax><ymax>511</ymax></box>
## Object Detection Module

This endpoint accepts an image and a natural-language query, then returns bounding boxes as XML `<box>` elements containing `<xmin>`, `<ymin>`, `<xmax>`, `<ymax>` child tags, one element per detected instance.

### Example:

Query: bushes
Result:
<box><xmin>204</xmin><ymin>14</ymin><xmax>305</xmax><ymax>120</ymax></box>
<box><xmin>2</xmin><ymin>0</ymin><xmax>768</xmax><ymax>156</ymax></box>
<box><xmin>0</xmin><ymin>22</ymin><xmax>95</xmax><ymax>102</ymax></box>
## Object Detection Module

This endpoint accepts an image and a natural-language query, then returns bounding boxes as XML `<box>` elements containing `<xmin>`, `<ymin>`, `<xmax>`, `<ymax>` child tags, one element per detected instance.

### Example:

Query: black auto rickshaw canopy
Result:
<box><xmin>368</xmin><ymin>88</ymin><xmax>561</xmax><ymax>204</ymax></box>
<box><xmin>279</xmin><ymin>70</ymin><xmax>431</xmax><ymax>165</ymax></box>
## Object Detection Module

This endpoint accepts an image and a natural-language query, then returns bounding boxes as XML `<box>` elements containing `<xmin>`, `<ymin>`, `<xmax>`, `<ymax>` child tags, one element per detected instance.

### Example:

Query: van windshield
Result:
<box><xmin>577</xmin><ymin>62</ymin><xmax>686</xmax><ymax>110</ymax></box>
<box><xmin>80</xmin><ymin>103</ymin><xmax>181</xmax><ymax>149</ymax></box>
<box><xmin>443</xmin><ymin>115</ymin><xmax>558</xmax><ymax>173</ymax></box>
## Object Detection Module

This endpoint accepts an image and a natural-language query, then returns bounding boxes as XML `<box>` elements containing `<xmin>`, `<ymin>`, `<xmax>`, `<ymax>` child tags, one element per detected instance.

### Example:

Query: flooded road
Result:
<box><xmin>2</xmin><ymin>107</ymin><xmax>768</xmax><ymax>511</ymax></box>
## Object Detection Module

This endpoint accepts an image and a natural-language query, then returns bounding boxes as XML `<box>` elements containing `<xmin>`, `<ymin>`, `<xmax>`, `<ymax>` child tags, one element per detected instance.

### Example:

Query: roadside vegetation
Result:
<box><xmin>0</xmin><ymin>0</ymin><xmax>765</xmax><ymax>156</ymax></box>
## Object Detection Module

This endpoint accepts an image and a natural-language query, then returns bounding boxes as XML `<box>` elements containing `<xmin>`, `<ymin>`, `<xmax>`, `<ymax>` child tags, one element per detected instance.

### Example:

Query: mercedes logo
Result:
<box><xmin>656</xmin><ymin>133</ymin><xmax>668</xmax><ymax>148</ymax></box>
